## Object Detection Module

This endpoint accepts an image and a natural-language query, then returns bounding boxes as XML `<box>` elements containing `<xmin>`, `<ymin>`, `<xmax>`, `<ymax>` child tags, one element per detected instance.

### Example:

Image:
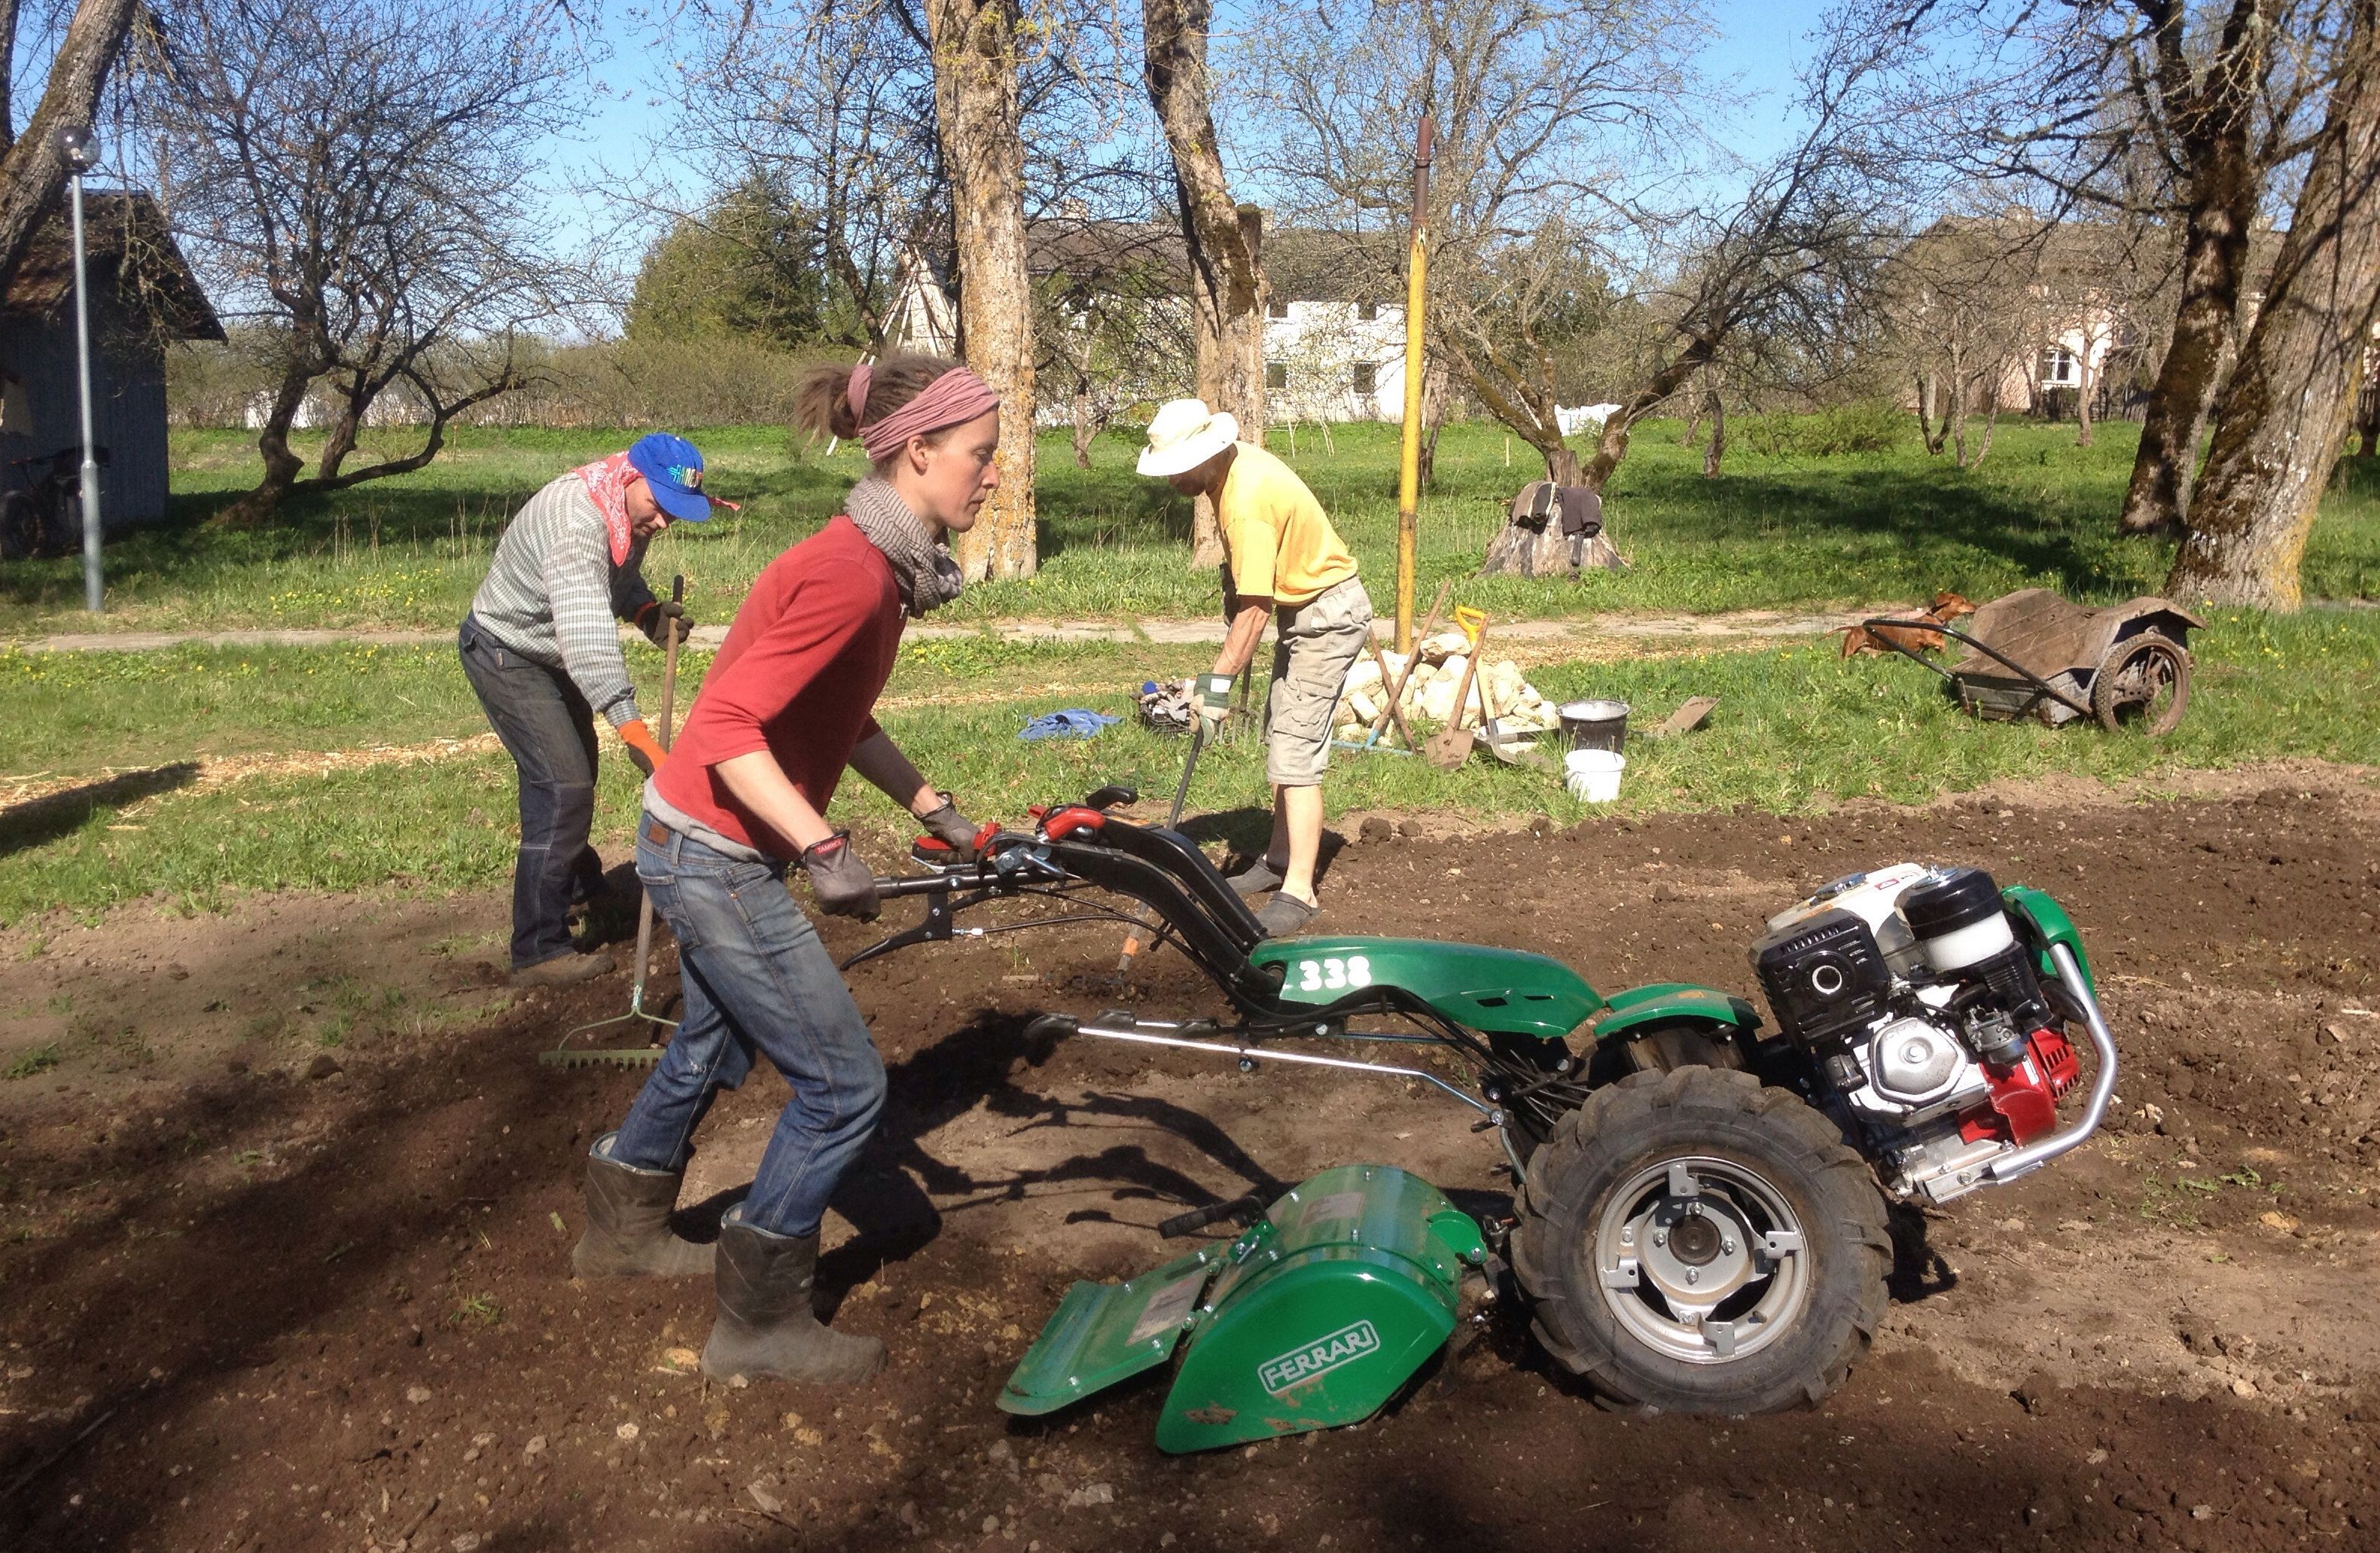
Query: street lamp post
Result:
<box><xmin>59</xmin><ymin>126</ymin><xmax>102</xmax><ymax>614</ymax></box>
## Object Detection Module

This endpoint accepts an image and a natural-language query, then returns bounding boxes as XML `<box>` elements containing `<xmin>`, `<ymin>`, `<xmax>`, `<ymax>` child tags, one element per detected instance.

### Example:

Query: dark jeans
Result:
<box><xmin>609</xmin><ymin>818</ymin><xmax>888</xmax><ymax>1239</ymax></box>
<box><xmin>457</xmin><ymin>614</ymin><xmax>605</xmax><ymax>969</ymax></box>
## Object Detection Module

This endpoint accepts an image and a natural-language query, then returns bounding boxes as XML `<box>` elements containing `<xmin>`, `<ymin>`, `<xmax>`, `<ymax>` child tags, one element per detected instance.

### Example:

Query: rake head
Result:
<box><xmin>538</xmin><ymin>1044</ymin><xmax>667</xmax><ymax>1069</ymax></box>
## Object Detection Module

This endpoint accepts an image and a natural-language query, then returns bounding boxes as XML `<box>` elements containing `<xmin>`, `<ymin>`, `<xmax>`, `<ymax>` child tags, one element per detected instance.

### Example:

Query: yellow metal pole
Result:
<box><xmin>1394</xmin><ymin>117</ymin><xmax>1434</xmax><ymax>653</ymax></box>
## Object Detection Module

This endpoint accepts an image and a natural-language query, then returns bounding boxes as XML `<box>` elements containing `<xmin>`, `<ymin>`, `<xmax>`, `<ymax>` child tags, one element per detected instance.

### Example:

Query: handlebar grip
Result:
<box><xmin>1158</xmin><ymin>1193</ymin><xmax>1264</xmax><ymax>1239</ymax></box>
<box><xmin>871</xmin><ymin>873</ymin><xmax>976</xmax><ymax>898</ymax></box>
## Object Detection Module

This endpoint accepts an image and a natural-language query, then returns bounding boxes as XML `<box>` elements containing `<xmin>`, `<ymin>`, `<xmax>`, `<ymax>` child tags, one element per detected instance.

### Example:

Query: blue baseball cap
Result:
<box><xmin>626</xmin><ymin>433</ymin><xmax>711</xmax><ymax>523</ymax></box>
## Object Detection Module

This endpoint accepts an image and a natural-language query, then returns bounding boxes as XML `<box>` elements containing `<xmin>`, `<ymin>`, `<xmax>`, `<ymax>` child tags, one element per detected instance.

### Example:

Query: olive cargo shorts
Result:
<box><xmin>1265</xmin><ymin>576</ymin><xmax>1373</xmax><ymax>787</ymax></box>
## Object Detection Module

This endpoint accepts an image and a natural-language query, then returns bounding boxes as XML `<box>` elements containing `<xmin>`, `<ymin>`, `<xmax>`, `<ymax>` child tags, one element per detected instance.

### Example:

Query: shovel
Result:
<box><xmin>543</xmin><ymin>576</ymin><xmax>687</xmax><ymax>1070</ymax></box>
<box><xmin>1423</xmin><ymin>609</ymin><xmax>1489</xmax><ymax>769</ymax></box>
<box><xmin>1473</xmin><ymin>632</ymin><xmax>1557</xmax><ymax>772</ymax></box>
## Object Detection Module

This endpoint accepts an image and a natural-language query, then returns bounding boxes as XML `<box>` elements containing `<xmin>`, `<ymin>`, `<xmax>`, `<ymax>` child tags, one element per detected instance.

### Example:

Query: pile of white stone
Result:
<box><xmin>1334</xmin><ymin>631</ymin><xmax>1561</xmax><ymax>734</ymax></box>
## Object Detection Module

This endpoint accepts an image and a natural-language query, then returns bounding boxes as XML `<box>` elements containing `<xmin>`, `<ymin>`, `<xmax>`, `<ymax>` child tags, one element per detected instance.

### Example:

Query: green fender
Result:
<box><xmin>2002</xmin><ymin>884</ymin><xmax>2096</xmax><ymax>996</ymax></box>
<box><xmin>1587</xmin><ymin>982</ymin><xmax>1764</xmax><ymax>1042</ymax></box>
<box><xmin>1250</xmin><ymin>935</ymin><xmax>1603</xmax><ymax>1041</ymax></box>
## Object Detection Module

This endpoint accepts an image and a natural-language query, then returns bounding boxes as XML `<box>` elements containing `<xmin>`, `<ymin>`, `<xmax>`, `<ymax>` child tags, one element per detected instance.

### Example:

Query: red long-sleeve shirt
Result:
<box><xmin>651</xmin><ymin>516</ymin><xmax>904</xmax><ymax>858</ymax></box>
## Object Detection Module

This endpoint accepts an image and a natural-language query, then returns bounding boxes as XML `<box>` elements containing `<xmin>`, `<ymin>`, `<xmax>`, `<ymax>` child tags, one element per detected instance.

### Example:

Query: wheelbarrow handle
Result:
<box><xmin>1860</xmin><ymin>617</ymin><xmax>2095</xmax><ymax>722</ymax></box>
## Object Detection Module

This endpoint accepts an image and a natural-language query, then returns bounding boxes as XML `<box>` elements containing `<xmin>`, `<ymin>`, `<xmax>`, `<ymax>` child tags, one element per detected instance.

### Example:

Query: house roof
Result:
<box><xmin>1899</xmin><ymin>211</ymin><xmax>2281</xmax><ymax>298</ymax></box>
<box><xmin>2</xmin><ymin>191</ymin><xmax>224</xmax><ymax>341</ymax></box>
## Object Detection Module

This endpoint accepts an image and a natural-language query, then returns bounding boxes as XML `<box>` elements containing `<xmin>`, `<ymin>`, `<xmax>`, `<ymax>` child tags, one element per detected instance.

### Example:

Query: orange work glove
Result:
<box><xmin>618</xmin><ymin>719</ymin><xmax>669</xmax><ymax>776</ymax></box>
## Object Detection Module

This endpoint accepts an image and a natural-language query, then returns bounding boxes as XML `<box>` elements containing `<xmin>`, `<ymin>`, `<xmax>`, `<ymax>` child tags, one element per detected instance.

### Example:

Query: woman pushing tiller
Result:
<box><xmin>571</xmin><ymin>355</ymin><xmax>999</xmax><ymax>1386</ymax></box>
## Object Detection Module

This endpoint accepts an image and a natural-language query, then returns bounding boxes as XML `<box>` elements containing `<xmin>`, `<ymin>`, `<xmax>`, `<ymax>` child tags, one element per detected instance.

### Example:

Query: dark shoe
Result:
<box><xmin>510</xmin><ymin>950</ymin><xmax>614</xmax><ymax>989</ymax></box>
<box><xmin>1226</xmin><ymin>857</ymin><xmax>1287</xmax><ymax>897</ymax></box>
<box><xmin>572</xmin><ymin>1132</ymin><xmax>715</xmax><ymax>1278</ymax></box>
<box><xmin>1254</xmin><ymin>892</ymin><xmax>1319</xmax><ymax>938</ymax></box>
<box><xmin>701</xmin><ymin>1213</ymin><xmax>886</xmax><ymax>1385</ymax></box>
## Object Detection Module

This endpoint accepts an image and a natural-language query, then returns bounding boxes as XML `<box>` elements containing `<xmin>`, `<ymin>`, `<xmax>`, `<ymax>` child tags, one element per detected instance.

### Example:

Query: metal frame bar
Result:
<box><xmin>1859</xmin><ymin>618</ymin><xmax>2096</xmax><ymax>722</ymax></box>
<box><xmin>1065</xmin><ymin>1016</ymin><xmax>1495</xmax><ymax>1117</ymax></box>
<box><xmin>1982</xmin><ymin>944</ymin><xmax>2120</xmax><ymax>1182</ymax></box>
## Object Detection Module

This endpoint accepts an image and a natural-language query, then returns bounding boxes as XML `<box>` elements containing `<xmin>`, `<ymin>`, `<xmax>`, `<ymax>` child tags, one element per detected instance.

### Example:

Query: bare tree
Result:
<box><xmin>141</xmin><ymin>0</ymin><xmax>569</xmax><ymax>523</ymax></box>
<box><xmin>0</xmin><ymin>0</ymin><xmax>143</xmax><ymax>288</ymax></box>
<box><xmin>925</xmin><ymin>0</ymin><xmax>1039</xmax><ymax>580</ymax></box>
<box><xmin>1239</xmin><ymin>0</ymin><xmax>1696</xmax><ymax>487</ymax></box>
<box><xmin>636</xmin><ymin>0</ymin><xmax>946</xmax><ymax>352</ymax></box>
<box><xmin>1144</xmin><ymin>0</ymin><xmax>1263</xmax><ymax>567</ymax></box>
<box><xmin>2170</xmin><ymin>0</ymin><xmax>2380</xmax><ymax>607</ymax></box>
<box><xmin>1922</xmin><ymin>0</ymin><xmax>2340</xmax><ymax>535</ymax></box>
<box><xmin>1571</xmin><ymin>21</ymin><xmax>1911</xmax><ymax>496</ymax></box>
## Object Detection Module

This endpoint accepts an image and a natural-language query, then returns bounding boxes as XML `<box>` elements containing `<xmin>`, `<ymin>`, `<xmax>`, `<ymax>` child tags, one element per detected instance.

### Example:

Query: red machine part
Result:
<box><xmin>1959</xmin><ymin>1028</ymin><xmax>2082</xmax><ymax>1147</ymax></box>
<box><xmin>1039</xmin><ymin>806</ymin><xmax>1107</xmax><ymax>841</ymax></box>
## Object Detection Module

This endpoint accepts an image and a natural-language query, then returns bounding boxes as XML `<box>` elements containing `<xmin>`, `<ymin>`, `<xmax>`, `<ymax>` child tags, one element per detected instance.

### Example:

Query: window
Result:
<box><xmin>1266</xmin><ymin>299</ymin><xmax>1290</xmax><ymax>319</ymax></box>
<box><xmin>1265</xmin><ymin>362</ymin><xmax>1288</xmax><ymax>391</ymax></box>
<box><xmin>1356</xmin><ymin>300</ymin><xmax>1379</xmax><ymax>322</ymax></box>
<box><xmin>1352</xmin><ymin>363</ymin><xmax>1378</xmax><ymax>396</ymax></box>
<box><xmin>2040</xmin><ymin>347</ymin><xmax>2078</xmax><ymax>386</ymax></box>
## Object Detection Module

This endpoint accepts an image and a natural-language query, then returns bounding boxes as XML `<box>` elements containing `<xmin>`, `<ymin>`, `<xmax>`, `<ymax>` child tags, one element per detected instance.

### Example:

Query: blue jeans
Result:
<box><xmin>608</xmin><ymin>817</ymin><xmax>888</xmax><ymax>1239</ymax></box>
<box><xmin>457</xmin><ymin>614</ymin><xmax>605</xmax><ymax>969</ymax></box>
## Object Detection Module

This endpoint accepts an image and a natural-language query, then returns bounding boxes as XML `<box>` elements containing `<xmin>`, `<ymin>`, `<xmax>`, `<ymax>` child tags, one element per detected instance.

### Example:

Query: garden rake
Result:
<box><xmin>542</xmin><ymin>575</ymin><xmax>687</xmax><ymax>1070</ymax></box>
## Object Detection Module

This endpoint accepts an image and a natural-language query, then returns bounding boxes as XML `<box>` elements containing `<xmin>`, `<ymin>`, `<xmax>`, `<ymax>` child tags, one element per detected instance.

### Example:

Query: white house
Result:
<box><xmin>883</xmin><ymin>219</ymin><xmax>1415</xmax><ymax>423</ymax></box>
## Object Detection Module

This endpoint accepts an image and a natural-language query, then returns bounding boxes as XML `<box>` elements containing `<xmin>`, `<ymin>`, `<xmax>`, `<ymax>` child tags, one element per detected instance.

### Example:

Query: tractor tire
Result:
<box><xmin>1512</xmin><ymin>1066</ymin><xmax>1889</xmax><ymax>1414</ymax></box>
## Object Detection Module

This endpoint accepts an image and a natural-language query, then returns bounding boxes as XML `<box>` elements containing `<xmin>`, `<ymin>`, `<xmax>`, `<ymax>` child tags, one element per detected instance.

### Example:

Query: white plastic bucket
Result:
<box><xmin>1565</xmin><ymin>748</ymin><xmax>1625</xmax><ymax>803</ymax></box>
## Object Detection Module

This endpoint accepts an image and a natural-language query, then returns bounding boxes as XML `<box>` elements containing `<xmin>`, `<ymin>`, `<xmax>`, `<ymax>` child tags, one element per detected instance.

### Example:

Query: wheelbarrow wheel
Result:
<box><xmin>2091</xmin><ymin>631</ymin><xmax>2190</xmax><ymax>737</ymax></box>
<box><xmin>1511</xmin><ymin>1066</ymin><xmax>1888</xmax><ymax>1414</ymax></box>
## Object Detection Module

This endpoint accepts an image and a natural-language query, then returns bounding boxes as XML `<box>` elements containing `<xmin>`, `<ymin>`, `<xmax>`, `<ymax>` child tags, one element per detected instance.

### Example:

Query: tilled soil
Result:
<box><xmin>2</xmin><ymin>770</ymin><xmax>2377</xmax><ymax>1552</ymax></box>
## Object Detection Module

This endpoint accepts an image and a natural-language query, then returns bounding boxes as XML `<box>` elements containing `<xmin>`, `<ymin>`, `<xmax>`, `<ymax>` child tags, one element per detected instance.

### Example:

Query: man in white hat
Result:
<box><xmin>1138</xmin><ymin>398</ymin><xmax>1373</xmax><ymax>936</ymax></box>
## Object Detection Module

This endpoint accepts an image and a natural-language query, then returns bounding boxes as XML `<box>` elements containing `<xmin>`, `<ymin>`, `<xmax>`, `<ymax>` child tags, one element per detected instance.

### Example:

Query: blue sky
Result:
<box><xmin>540</xmin><ymin>0</ymin><xmax>1838</xmax><ymax>254</ymax></box>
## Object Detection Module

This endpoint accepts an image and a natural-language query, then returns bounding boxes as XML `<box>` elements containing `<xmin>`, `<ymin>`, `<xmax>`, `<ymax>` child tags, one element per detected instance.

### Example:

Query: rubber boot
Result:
<box><xmin>700</xmin><ymin>1210</ymin><xmax>886</xmax><ymax>1384</ymax></box>
<box><xmin>571</xmin><ymin>1132</ymin><xmax>715</xmax><ymax>1278</ymax></box>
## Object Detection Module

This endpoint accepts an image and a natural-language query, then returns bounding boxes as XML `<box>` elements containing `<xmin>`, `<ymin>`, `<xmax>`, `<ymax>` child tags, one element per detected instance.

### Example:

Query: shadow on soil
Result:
<box><xmin>0</xmin><ymin>987</ymin><xmax>1321</xmax><ymax>1542</ymax></box>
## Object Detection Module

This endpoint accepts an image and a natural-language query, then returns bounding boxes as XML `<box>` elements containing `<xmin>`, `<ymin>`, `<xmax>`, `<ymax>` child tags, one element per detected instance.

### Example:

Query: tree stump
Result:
<box><xmin>1479</xmin><ymin>483</ymin><xmax>1624</xmax><ymax>577</ymax></box>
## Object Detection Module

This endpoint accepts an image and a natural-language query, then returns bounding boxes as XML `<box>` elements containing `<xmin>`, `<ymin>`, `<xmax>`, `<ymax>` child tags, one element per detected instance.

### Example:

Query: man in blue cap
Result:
<box><xmin>459</xmin><ymin>434</ymin><xmax>713</xmax><ymax>987</ymax></box>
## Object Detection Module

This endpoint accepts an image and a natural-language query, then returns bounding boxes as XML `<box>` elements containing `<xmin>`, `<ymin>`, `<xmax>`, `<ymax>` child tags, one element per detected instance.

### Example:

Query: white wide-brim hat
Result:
<box><xmin>1137</xmin><ymin>398</ymin><xmax>1240</xmax><ymax>477</ymax></box>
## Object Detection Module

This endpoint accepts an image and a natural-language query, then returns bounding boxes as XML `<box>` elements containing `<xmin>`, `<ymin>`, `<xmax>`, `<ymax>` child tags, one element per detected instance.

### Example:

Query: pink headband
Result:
<box><xmin>854</xmin><ymin>364</ymin><xmax>1001</xmax><ymax>463</ymax></box>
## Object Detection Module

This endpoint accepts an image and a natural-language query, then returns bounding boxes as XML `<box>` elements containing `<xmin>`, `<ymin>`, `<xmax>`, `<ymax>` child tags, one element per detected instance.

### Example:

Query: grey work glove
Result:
<box><xmin>635</xmin><ymin>598</ymin><xmax>693</xmax><ymax>647</ymax></box>
<box><xmin>800</xmin><ymin>831</ymin><xmax>881</xmax><ymax>922</ymax></box>
<box><xmin>917</xmin><ymin>795</ymin><xmax>983</xmax><ymax>861</ymax></box>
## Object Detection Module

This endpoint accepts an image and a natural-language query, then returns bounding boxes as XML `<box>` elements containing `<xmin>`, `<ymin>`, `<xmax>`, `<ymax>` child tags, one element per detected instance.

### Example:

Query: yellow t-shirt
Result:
<box><xmin>1214</xmin><ymin>442</ymin><xmax>1358</xmax><ymax>606</ymax></box>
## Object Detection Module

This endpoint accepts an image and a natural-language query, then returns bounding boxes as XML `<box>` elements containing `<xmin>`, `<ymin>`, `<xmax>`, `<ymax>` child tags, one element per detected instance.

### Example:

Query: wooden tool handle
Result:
<box><xmin>659</xmin><ymin>574</ymin><xmax>686</xmax><ymax>750</ymax></box>
<box><xmin>1373</xmin><ymin>579</ymin><xmax>1454</xmax><ymax>741</ymax></box>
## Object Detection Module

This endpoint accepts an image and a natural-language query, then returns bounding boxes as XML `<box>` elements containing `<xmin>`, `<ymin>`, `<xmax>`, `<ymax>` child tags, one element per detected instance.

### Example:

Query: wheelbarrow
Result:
<box><xmin>1860</xmin><ymin>587</ymin><xmax>2204</xmax><ymax>737</ymax></box>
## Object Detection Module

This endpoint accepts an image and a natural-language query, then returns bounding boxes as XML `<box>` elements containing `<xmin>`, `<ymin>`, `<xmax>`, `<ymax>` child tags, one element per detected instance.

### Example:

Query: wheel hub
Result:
<box><xmin>1592</xmin><ymin>1155</ymin><xmax>1811</xmax><ymax>1365</ymax></box>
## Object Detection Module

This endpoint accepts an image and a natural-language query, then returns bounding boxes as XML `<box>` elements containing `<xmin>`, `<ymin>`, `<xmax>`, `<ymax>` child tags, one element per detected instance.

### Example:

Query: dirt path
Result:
<box><xmin>2</xmin><ymin>775</ymin><xmax>2375</xmax><ymax>1551</ymax></box>
<box><xmin>21</xmin><ymin>605</ymin><xmax>1878</xmax><ymax>658</ymax></box>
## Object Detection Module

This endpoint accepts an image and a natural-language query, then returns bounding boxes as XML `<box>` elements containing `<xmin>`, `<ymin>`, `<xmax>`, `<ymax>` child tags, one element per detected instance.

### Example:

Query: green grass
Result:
<box><xmin>5</xmin><ymin>415</ymin><xmax>2375</xmax><ymax>636</ymax></box>
<box><xmin>4</xmin><ymin>607</ymin><xmax>2371</xmax><ymax>923</ymax></box>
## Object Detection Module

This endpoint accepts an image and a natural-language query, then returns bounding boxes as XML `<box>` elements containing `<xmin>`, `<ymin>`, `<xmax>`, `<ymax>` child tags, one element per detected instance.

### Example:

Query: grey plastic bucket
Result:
<box><xmin>1558</xmin><ymin>699</ymin><xmax>1629</xmax><ymax>754</ymax></box>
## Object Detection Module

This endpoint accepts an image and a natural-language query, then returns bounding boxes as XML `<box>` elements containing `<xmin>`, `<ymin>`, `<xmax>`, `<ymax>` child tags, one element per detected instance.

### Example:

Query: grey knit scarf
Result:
<box><xmin>845</xmin><ymin>477</ymin><xmax>964</xmax><ymax>618</ymax></box>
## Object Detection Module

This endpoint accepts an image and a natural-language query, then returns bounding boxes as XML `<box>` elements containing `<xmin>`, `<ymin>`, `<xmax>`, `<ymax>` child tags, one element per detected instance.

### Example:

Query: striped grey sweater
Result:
<box><xmin>467</xmin><ymin>472</ymin><xmax>656</xmax><ymax>727</ymax></box>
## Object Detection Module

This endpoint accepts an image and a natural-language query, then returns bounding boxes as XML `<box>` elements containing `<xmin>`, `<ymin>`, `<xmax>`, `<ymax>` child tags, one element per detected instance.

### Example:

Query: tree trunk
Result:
<box><xmin>2170</xmin><ymin>6</ymin><xmax>2380</xmax><ymax>609</ymax></box>
<box><xmin>1071</xmin><ymin>379</ymin><xmax>1096</xmax><ymax>469</ymax></box>
<box><xmin>1915</xmin><ymin>371</ymin><xmax>1948</xmax><ymax>454</ymax></box>
<box><xmin>1144</xmin><ymin>0</ymin><xmax>1263</xmax><ymax>570</ymax></box>
<box><xmin>0</xmin><ymin>0</ymin><xmax>20</xmax><ymax>154</ymax></box>
<box><xmin>2117</xmin><ymin>0</ymin><xmax>2267</xmax><ymax>538</ymax></box>
<box><xmin>1702</xmin><ymin>389</ymin><xmax>1726</xmax><ymax>477</ymax></box>
<box><xmin>1579</xmin><ymin>340</ymin><xmax>1711</xmax><ymax>495</ymax></box>
<box><xmin>0</xmin><ymin>0</ymin><xmax>139</xmax><ymax>291</ymax></box>
<box><xmin>1416</xmin><ymin>355</ymin><xmax>1448</xmax><ymax>487</ymax></box>
<box><xmin>2075</xmin><ymin>336</ymin><xmax>2096</xmax><ymax>449</ymax></box>
<box><xmin>926</xmin><ymin>0</ymin><xmax>1037</xmax><ymax>581</ymax></box>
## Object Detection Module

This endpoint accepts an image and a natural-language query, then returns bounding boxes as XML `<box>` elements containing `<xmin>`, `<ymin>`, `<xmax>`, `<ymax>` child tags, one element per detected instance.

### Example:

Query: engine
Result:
<box><xmin>1751</xmin><ymin>864</ymin><xmax>2081</xmax><ymax>1204</ymax></box>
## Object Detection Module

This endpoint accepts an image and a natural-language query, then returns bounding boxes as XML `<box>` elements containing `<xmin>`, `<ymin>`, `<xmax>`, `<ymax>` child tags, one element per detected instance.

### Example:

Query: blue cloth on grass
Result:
<box><xmin>1017</xmin><ymin>709</ymin><xmax>1121</xmax><ymax>741</ymax></box>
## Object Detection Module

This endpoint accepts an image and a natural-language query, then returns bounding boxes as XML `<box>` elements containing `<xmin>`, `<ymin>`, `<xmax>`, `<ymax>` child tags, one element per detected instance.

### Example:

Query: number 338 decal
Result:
<box><xmin>1293</xmin><ymin>955</ymin><xmax>1372</xmax><ymax>993</ymax></box>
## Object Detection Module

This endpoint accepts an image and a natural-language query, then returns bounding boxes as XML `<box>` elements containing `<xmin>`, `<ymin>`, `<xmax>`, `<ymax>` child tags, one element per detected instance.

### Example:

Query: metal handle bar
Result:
<box><xmin>1859</xmin><ymin>617</ymin><xmax>2095</xmax><ymax>722</ymax></box>
<box><xmin>1982</xmin><ymin>943</ymin><xmax>2119</xmax><ymax>1182</ymax></box>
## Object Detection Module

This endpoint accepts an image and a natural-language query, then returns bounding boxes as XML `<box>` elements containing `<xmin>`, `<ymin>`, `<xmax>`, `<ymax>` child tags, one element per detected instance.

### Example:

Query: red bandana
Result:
<box><xmin>574</xmin><ymin>451</ymin><xmax>636</xmax><ymax>566</ymax></box>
